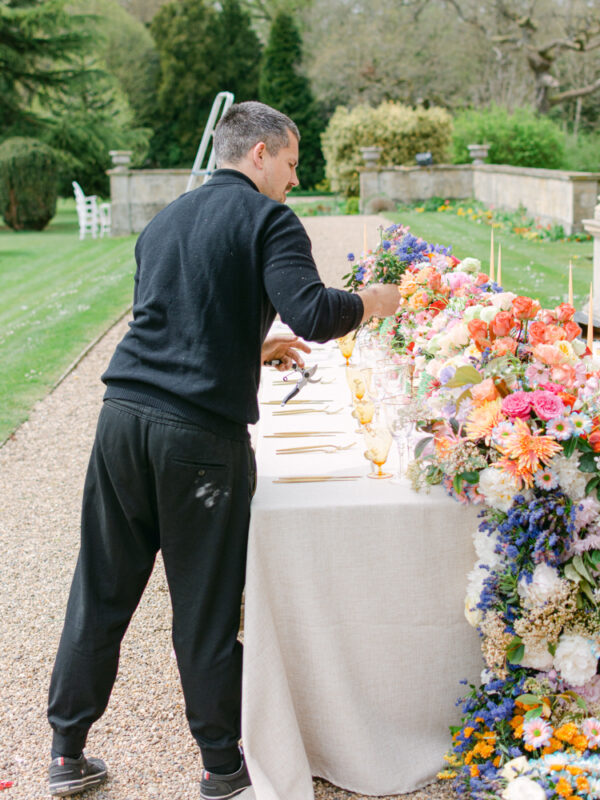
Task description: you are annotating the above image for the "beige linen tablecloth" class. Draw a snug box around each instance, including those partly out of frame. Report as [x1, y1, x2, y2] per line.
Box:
[240, 334, 483, 799]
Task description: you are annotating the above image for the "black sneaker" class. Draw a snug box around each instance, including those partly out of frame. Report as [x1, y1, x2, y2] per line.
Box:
[200, 756, 251, 799]
[48, 754, 108, 797]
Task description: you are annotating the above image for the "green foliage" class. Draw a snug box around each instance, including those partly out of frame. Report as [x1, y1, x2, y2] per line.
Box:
[321, 102, 453, 197]
[562, 131, 600, 173]
[0, 137, 60, 230]
[149, 0, 261, 166]
[0, 0, 90, 138]
[259, 11, 324, 189]
[70, 0, 160, 129]
[43, 61, 151, 197]
[452, 106, 565, 169]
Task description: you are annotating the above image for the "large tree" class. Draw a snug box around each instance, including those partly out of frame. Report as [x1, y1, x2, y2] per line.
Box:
[0, 0, 89, 137]
[149, 0, 261, 166]
[259, 10, 324, 188]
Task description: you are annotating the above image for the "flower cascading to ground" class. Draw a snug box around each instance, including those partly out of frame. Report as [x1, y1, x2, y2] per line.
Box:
[346, 225, 600, 798]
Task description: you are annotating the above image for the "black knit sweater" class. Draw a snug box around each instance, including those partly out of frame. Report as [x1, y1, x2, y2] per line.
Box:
[102, 170, 363, 437]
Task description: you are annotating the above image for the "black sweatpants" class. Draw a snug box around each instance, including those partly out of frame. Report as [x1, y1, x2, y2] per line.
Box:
[48, 399, 256, 769]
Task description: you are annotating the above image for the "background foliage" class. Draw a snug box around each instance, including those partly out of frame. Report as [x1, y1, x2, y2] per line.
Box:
[322, 102, 453, 196]
[259, 11, 324, 188]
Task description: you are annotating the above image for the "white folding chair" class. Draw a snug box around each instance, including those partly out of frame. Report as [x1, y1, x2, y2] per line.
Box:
[72, 181, 99, 240]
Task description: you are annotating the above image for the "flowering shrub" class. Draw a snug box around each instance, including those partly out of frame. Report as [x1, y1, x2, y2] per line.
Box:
[349, 225, 600, 798]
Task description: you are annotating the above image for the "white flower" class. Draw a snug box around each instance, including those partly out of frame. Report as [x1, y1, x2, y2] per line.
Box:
[572, 337, 586, 356]
[480, 305, 499, 324]
[502, 775, 546, 800]
[517, 563, 564, 609]
[478, 467, 522, 513]
[520, 639, 554, 671]
[490, 291, 517, 310]
[501, 756, 529, 782]
[458, 257, 481, 274]
[474, 527, 502, 567]
[548, 452, 589, 500]
[463, 304, 484, 321]
[554, 633, 598, 686]
[466, 561, 488, 604]
[464, 596, 482, 627]
[439, 321, 470, 354]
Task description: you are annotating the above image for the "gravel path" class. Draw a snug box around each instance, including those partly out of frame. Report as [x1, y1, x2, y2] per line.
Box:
[0, 215, 458, 800]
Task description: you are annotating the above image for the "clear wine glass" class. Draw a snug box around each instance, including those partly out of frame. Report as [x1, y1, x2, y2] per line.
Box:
[363, 423, 393, 479]
[382, 397, 418, 482]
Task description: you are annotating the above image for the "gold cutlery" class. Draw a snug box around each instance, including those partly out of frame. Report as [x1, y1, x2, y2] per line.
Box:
[273, 407, 343, 416]
[261, 399, 331, 405]
[276, 443, 356, 454]
[273, 475, 361, 483]
[265, 431, 345, 438]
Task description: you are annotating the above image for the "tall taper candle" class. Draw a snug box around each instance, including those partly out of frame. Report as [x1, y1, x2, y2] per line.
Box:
[489, 228, 495, 282]
[497, 243, 502, 287]
[587, 282, 594, 351]
[568, 261, 573, 306]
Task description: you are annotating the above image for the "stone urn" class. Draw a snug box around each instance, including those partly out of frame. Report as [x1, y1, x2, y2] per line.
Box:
[109, 150, 133, 170]
[467, 143, 490, 165]
[360, 146, 382, 169]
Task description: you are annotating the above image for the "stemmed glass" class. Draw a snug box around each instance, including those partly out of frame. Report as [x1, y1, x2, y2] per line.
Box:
[352, 395, 375, 431]
[382, 397, 419, 482]
[345, 366, 367, 403]
[363, 423, 393, 479]
[336, 331, 356, 365]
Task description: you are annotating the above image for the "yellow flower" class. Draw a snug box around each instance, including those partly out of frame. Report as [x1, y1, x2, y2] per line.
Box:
[576, 776, 590, 792]
[555, 777, 574, 797]
[465, 399, 505, 443]
[554, 722, 578, 743]
[437, 770, 457, 779]
[463, 726, 475, 739]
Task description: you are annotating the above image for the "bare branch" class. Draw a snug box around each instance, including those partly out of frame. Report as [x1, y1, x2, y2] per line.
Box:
[550, 77, 600, 106]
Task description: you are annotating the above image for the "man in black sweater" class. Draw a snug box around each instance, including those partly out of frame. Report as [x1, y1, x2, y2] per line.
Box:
[47, 101, 401, 799]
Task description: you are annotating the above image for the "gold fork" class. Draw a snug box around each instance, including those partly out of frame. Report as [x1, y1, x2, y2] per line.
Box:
[276, 442, 356, 454]
[273, 407, 343, 416]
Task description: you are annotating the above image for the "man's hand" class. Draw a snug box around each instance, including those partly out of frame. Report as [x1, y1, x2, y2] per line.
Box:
[261, 334, 311, 372]
[357, 284, 401, 322]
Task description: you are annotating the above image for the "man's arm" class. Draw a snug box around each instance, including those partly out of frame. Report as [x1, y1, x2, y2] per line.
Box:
[357, 283, 402, 322]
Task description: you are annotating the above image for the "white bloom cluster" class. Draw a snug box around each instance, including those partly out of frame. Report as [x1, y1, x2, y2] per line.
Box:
[465, 528, 505, 627]
[517, 563, 564, 609]
[502, 775, 546, 800]
[478, 467, 525, 513]
[548, 452, 589, 501]
[554, 633, 598, 686]
[457, 257, 480, 274]
[520, 640, 554, 671]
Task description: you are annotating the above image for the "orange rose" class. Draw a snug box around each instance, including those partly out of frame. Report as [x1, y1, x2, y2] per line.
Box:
[512, 295, 541, 320]
[528, 321, 548, 346]
[546, 324, 567, 343]
[428, 272, 443, 293]
[471, 378, 500, 406]
[563, 320, 582, 341]
[408, 290, 430, 310]
[555, 302, 575, 323]
[468, 319, 491, 351]
[492, 337, 518, 356]
[588, 430, 600, 452]
[489, 311, 514, 338]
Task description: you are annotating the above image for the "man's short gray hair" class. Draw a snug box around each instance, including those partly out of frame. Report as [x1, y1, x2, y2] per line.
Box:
[213, 101, 300, 166]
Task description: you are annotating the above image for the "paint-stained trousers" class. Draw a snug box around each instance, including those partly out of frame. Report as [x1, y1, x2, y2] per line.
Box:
[48, 399, 256, 769]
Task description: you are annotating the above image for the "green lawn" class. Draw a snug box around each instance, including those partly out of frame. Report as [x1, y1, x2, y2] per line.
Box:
[385, 209, 593, 309]
[0, 200, 136, 444]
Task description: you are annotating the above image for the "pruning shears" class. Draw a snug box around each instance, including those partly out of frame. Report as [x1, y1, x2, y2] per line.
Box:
[265, 361, 321, 405]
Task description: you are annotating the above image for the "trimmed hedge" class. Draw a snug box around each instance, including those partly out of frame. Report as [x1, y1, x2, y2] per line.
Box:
[452, 106, 565, 169]
[321, 102, 453, 197]
[0, 137, 60, 230]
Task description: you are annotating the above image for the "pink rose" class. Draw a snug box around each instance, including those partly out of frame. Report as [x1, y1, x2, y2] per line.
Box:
[538, 382, 563, 395]
[502, 391, 532, 419]
[531, 390, 565, 421]
[446, 272, 470, 291]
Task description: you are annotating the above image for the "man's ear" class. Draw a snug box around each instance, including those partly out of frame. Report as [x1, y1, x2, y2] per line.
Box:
[251, 141, 266, 169]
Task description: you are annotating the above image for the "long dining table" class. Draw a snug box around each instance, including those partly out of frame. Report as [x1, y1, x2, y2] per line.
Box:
[239, 327, 483, 800]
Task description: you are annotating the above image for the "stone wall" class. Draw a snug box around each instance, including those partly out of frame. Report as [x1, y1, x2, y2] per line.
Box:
[109, 163, 600, 237]
[360, 164, 600, 234]
[108, 168, 193, 236]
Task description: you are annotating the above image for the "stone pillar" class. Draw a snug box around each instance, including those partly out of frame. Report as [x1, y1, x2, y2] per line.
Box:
[583, 197, 600, 321]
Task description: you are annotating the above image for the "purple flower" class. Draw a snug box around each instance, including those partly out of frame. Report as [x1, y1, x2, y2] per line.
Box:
[347, 252, 355, 262]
